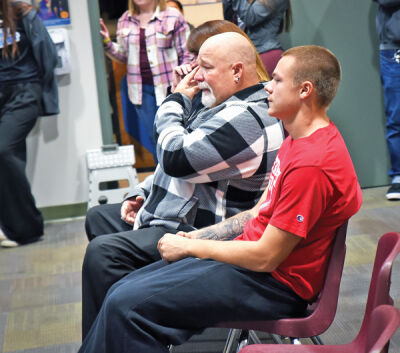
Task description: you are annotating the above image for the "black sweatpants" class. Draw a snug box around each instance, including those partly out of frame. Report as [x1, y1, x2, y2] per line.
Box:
[79, 257, 308, 353]
[0, 82, 43, 243]
[82, 203, 192, 338]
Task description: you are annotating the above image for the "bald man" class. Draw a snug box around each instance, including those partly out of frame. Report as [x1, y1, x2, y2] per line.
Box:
[178, 32, 259, 109]
[81, 32, 283, 339]
[78, 44, 362, 353]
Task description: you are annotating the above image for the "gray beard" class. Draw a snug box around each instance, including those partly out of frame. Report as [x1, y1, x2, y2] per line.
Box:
[198, 83, 217, 108]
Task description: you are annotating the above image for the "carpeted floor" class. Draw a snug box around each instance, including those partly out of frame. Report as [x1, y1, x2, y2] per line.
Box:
[0, 186, 399, 353]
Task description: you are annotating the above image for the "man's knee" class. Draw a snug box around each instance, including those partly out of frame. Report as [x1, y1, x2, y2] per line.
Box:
[85, 205, 106, 241]
[85, 203, 125, 241]
[83, 237, 111, 277]
[104, 282, 141, 322]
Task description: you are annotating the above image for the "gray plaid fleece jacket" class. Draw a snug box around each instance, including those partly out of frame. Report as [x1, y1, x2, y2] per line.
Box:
[129, 83, 284, 231]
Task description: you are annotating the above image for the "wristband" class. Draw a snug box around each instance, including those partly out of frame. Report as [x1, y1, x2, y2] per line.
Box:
[103, 37, 111, 44]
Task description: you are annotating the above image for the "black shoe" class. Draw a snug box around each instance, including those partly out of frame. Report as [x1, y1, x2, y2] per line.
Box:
[386, 183, 400, 201]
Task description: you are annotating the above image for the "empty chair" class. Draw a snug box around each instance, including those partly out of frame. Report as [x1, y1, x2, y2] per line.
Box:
[239, 231, 400, 353]
[238, 305, 400, 353]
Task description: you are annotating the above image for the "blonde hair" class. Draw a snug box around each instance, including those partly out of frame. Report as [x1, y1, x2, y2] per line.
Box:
[187, 20, 269, 82]
[129, 0, 166, 15]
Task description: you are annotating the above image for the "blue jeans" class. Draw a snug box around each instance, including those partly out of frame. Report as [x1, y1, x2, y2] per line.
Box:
[120, 79, 158, 163]
[78, 257, 307, 353]
[380, 49, 400, 178]
[134, 84, 159, 163]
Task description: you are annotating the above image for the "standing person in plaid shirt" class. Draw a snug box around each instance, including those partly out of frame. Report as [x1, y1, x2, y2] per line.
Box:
[100, 0, 192, 161]
[81, 32, 284, 340]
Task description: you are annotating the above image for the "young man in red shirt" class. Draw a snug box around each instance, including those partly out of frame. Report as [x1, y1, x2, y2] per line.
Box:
[78, 42, 362, 353]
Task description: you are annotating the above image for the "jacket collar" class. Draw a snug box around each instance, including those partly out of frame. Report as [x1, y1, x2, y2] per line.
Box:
[128, 6, 161, 22]
[232, 82, 268, 102]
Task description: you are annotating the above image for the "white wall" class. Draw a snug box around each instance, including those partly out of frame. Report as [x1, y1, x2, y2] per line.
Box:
[26, 0, 103, 208]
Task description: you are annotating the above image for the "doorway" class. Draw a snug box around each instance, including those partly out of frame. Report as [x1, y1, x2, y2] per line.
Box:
[98, 0, 156, 170]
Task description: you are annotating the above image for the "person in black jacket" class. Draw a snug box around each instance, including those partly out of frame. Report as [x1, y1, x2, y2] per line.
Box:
[0, 0, 59, 247]
[375, 0, 400, 200]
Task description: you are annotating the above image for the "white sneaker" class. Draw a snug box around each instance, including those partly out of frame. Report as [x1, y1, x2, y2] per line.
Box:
[386, 183, 400, 201]
[1, 239, 19, 248]
[0, 228, 7, 241]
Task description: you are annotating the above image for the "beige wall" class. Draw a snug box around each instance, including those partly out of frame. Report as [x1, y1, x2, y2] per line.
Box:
[183, 2, 223, 27]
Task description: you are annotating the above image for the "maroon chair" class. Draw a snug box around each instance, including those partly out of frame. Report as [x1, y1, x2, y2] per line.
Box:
[238, 305, 400, 353]
[238, 230, 400, 353]
[351, 231, 400, 353]
[215, 222, 349, 352]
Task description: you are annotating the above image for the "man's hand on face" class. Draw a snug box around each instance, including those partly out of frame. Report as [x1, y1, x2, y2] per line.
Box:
[120, 196, 144, 225]
[174, 66, 200, 100]
[171, 61, 198, 92]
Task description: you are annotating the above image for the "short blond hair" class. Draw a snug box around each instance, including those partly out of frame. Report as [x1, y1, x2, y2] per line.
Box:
[129, 0, 166, 15]
[283, 45, 341, 107]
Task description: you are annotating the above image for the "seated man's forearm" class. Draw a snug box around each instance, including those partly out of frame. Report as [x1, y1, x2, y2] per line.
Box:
[192, 210, 254, 240]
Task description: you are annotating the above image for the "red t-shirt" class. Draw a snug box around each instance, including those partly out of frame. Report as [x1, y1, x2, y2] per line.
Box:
[235, 122, 362, 300]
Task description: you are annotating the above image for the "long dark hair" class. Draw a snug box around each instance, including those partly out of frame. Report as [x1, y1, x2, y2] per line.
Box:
[0, 0, 33, 58]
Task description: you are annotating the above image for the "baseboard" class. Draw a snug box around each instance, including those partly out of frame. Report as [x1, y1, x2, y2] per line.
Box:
[40, 202, 88, 222]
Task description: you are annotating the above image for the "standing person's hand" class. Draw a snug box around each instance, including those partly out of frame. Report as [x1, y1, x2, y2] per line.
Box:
[99, 18, 110, 41]
[120, 196, 144, 225]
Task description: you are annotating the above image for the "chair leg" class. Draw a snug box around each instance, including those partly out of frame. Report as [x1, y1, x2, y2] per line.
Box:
[222, 329, 242, 353]
[311, 336, 324, 345]
[248, 330, 262, 344]
[236, 330, 250, 353]
[271, 334, 284, 344]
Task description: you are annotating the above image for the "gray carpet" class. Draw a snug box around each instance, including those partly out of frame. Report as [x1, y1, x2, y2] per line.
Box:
[0, 186, 399, 352]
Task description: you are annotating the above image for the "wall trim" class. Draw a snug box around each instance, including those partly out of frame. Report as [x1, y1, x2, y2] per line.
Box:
[41, 203, 87, 222]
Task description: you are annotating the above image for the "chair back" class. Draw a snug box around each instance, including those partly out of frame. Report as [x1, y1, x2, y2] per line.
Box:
[355, 232, 400, 353]
[237, 305, 400, 353]
[216, 221, 348, 338]
[365, 305, 400, 353]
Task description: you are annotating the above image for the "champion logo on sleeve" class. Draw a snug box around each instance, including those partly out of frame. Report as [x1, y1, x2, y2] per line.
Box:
[296, 214, 304, 223]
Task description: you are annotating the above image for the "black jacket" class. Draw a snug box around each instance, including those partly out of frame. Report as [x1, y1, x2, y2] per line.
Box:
[375, 0, 400, 47]
[22, 8, 59, 116]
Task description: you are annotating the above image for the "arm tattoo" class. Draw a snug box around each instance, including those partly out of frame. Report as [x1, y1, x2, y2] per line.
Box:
[196, 211, 253, 241]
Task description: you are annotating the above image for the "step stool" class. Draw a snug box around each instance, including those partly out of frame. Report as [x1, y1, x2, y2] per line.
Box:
[86, 144, 139, 209]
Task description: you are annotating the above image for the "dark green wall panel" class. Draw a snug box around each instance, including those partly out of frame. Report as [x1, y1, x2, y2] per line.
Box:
[280, 0, 389, 187]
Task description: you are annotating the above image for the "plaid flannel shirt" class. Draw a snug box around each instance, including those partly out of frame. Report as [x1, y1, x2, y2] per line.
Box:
[128, 83, 284, 230]
[104, 7, 192, 105]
